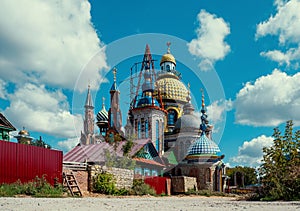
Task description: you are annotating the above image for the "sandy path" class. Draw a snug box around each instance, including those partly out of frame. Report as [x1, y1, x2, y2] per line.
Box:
[0, 196, 299, 211]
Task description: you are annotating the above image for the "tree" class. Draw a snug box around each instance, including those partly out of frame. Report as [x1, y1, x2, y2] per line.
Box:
[226, 166, 258, 187]
[31, 136, 51, 149]
[258, 120, 300, 200]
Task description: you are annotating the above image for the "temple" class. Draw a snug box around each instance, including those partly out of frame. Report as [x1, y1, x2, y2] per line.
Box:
[65, 43, 227, 192]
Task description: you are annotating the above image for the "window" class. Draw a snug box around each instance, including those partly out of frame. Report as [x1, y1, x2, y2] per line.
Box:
[156, 120, 159, 152]
[167, 109, 177, 126]
[141, 118, 145, 138]
[138, 121, 141, 139]
[135, 167, 142, 175]
[145, 120, 149, 138]
[166, 64, 170, 71]
[144, 168, 150, 176]
[152, 170, 158, 176]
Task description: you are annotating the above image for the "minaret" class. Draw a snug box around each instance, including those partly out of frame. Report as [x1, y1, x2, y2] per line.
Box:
[81, 85, 95, 145]
[108, 67, 122, 133]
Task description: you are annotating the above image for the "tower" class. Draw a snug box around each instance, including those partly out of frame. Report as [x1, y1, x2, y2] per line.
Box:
[108, 68, 123, 133]
[126, 44, 167, 156]
[80, 85, 95, 145]
[154, 43, 189, 133]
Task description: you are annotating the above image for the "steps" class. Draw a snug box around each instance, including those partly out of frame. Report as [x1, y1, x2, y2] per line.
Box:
[63, 172, 82, 197]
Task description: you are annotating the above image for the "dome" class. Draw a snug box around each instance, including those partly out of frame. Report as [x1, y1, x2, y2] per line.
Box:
[19, 129, 29, 136]
[96, 107, 108, 122]
[187, 134, 220, 155]
[174, 114, 200, 133]
[154, 75, 188, 103]
[160, 53, 176, 65]
[136, 96, 160, 108]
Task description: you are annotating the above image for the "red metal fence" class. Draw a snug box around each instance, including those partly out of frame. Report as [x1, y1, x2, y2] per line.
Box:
[0, 140, 63, 186]
[144, 176, 171, 195]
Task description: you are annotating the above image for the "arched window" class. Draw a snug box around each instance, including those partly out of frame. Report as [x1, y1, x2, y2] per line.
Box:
[138, 121, 141, 139]
[166, 64, 170, 71]
[167, 109, 177, 126]
[141, 118, 145, 138]
[145, 120, 149, 138]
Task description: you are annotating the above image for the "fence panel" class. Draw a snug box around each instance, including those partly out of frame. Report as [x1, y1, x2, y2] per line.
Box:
[0, 140, 62, 186]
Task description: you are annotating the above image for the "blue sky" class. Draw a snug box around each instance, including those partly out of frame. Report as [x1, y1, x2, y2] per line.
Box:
[1, 0, 300, 167]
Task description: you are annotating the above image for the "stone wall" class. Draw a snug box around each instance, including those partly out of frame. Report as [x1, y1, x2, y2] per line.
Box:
[171, 176, 197, 193]
[174, 163, 216, 191]
[88, 165, 134, 191]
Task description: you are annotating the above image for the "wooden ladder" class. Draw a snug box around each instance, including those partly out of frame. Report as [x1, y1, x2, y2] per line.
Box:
[63, 172, 82, 197]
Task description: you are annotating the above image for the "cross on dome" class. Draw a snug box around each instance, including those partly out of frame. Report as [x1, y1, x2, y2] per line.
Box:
[166, 42, 171, 53]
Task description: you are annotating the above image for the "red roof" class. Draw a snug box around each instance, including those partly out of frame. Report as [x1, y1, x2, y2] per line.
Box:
[133, 157, 165, 167]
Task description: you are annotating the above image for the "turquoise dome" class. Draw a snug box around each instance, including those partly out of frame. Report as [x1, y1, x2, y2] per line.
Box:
[187, 134, 220, 155]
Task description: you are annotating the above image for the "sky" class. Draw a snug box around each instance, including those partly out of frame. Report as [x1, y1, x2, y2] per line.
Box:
[1, 0, 300, 168]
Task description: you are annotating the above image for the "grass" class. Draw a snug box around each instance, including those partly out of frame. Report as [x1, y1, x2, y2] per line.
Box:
[0, 176, 63, 197]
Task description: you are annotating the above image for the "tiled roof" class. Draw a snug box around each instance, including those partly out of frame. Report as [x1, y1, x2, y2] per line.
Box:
[187, 134, 220, 156]
[64, 139, 153, 163]
[133, 157, 165, 167]
[0, 113, 16, 131]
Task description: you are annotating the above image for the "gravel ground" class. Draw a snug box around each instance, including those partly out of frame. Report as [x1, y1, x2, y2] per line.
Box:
[0, 196, 299, 211]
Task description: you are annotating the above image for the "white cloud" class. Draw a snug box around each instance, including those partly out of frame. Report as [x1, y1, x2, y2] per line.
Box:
[256, 0, 300, 67]
[206, 99, 233, 124]
[4, 83, 83, 138]
[0, 0, 108, 91]
[231, 135, 274, 167]
[235, 69, 300, 126]
[188, 10, 230, 71]
[0, 79, 7, 99]
[57, 137, 80, 153]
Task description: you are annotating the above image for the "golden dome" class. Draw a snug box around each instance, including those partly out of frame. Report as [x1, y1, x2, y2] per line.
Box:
[19, 129, 29, 136]
[160, 53, 176, 65]
[154, 75, 188, 103]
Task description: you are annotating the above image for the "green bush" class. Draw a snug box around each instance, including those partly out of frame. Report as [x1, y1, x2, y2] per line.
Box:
[130, 179, 156, 196]
[0, 176, 63, 197]
[93, 172, 117, 195]
[115, 187, 129, 196]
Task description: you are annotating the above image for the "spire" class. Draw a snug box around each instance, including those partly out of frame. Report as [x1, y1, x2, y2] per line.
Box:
[201, 88, 206, 112]
[113, 67, 117, 82]
[166, 42, 171, 54]
[110, 67, 118, 91]
[85, 84, 93, 108]
[183, 83, 194, 115]
[145, 44, 151, 56]
[200, 88, 208, 134]
[102, 97, 106, 110]
[187, 83, 191, 103]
